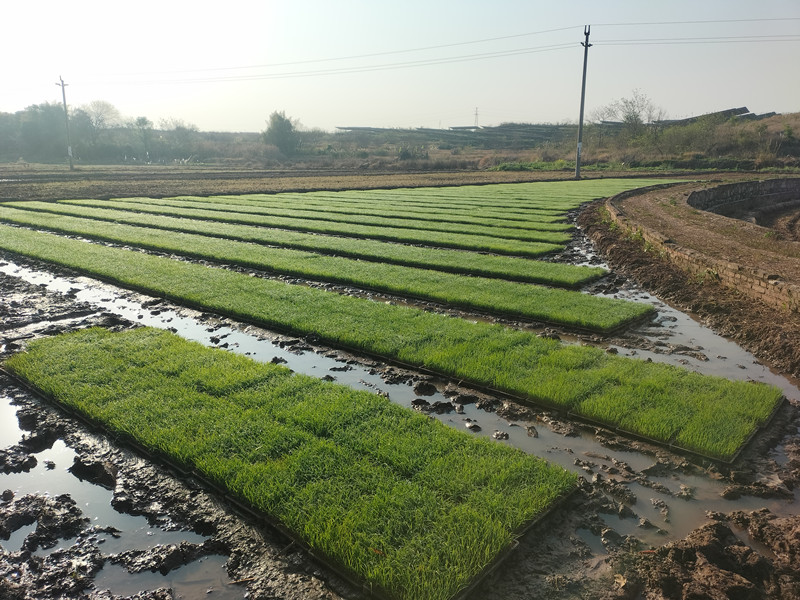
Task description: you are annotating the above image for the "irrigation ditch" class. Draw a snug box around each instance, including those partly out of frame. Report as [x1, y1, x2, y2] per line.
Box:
[1, 183, 800, 599]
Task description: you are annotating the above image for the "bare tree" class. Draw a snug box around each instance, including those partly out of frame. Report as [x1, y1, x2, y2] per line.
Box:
[591, 90, 666, 138]
[85, 100, 121, 129]
[591, 90, 666, 125]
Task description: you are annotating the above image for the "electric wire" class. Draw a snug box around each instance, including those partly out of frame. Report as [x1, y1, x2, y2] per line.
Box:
[74, 18, 800, 86]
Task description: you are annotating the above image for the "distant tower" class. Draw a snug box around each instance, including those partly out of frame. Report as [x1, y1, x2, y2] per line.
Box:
[474, 107, 479, 128]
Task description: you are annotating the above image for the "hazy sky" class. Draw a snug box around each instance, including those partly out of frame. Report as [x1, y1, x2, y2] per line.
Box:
[4, 0, 799, 132]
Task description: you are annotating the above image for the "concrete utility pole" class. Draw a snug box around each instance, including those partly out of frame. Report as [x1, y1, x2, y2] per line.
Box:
[574, 25, 591, 180]
[56, 76, 74, 170]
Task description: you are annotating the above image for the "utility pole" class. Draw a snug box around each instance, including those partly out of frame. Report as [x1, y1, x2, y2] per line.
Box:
[56, 76, 74, 170]
[474, 107, 479, 128]
[574, 25, 591, 180]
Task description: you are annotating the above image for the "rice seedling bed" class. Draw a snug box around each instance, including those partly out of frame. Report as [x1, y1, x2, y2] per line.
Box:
[4, 326, 579, 600]
[114, 195, 576, 232]
[1, 202, 590, 283]
[272, 180, 670, 212]
[0, 223, 782, 461]
[213, 193, 572, 222]
[57, 199, 563, 256]
[264, 193, 571, 220]
[0, 213, 636, 328]
[62, 198, 572, 245]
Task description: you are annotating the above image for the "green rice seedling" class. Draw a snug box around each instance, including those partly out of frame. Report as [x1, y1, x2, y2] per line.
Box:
[0, 217, 645, 330]
[671, 376, 782, 460]
[118, 195, 577, 233]
[4, 327, 577, 600]
[0, 223, 782, 461]
[64, 198, 573, 245]
[2, 202, 585, 280]
[247, 179, 671, 215]
[55, 199, 565, 257]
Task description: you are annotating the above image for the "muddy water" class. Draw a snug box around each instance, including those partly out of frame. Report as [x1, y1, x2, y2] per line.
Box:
[0, 389, 242, 598]
[1, 255, 799, 595]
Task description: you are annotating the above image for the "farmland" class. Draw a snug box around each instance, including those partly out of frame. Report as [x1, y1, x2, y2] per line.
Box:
[0, 179, 783, 458]
[0, 174, 792, 600]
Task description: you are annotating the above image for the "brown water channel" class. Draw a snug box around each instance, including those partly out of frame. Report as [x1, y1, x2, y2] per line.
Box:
[1, 252, 798, 598]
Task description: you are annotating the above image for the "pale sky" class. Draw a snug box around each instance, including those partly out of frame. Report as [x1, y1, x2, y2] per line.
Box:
[4, 0, 799, 132]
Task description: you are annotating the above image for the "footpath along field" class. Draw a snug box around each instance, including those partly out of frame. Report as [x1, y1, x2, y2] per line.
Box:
[0, 179, 784, 600]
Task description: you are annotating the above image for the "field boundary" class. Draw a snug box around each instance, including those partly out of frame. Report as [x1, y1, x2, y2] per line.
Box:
[604, 181, 800, 313]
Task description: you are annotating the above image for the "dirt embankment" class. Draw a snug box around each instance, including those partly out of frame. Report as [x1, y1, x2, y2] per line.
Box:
[579, 185, 800, 380]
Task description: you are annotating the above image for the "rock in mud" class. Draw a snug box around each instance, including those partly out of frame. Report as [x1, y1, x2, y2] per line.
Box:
[464, 420, 481, 432]
[0, 447, 37, 474]
[0, 493, 89, 552]
[411, 398, 430, 411]
[495, 400, 538, 422]
[452, 392, 479, 405]
[430, 400, 455, 414]
[68, 456, 118, 489]
[412, 380, 437, 396]
[540, 415, 579, 437]
[110, 538, 228, 575]
[475, 397, 499, 412]
[411, 398, 453, 415]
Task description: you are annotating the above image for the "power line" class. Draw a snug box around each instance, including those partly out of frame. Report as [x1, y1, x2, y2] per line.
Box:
[102, 16, 800, 80]
[83, 42, 577, 85]
[101, 25, 582, 78]
[75, 20, 800, 86]
[594, 17, 800, 27]
[597, 34, 800, 45]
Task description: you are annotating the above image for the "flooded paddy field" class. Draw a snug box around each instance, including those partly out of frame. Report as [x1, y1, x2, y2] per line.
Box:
[1, 216, 799, 599]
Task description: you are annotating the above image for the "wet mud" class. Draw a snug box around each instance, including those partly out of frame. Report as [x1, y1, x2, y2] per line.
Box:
[2, 204, 800, 599]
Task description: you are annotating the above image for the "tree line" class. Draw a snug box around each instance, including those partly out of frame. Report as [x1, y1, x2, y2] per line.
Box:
[1, 96, 797, 170]
[0, 101, 266, 164]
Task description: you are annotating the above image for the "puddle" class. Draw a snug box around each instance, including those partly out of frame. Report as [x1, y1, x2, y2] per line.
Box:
[575, 528, 606, 556]
[0, 437, 204, 549]
[93, 554, 238, 599]
[1, 522, 36, 553]
[0, 396, 23, 442]
[611, 291, 800, 402]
